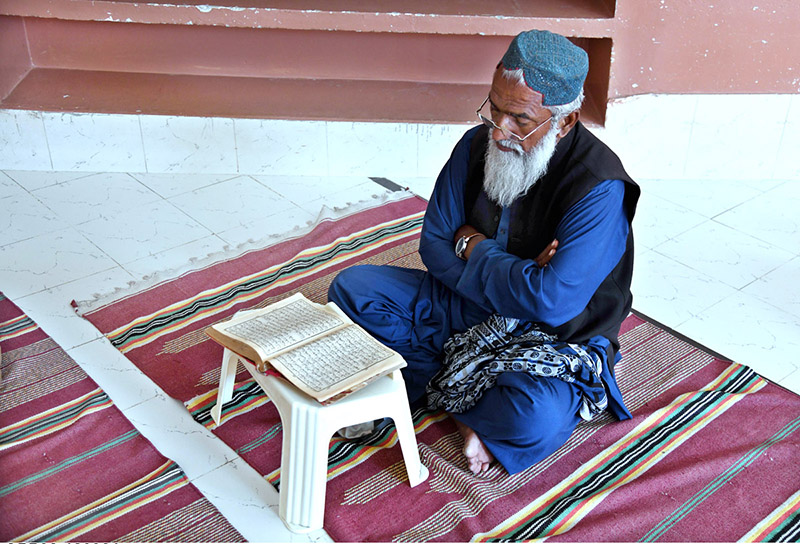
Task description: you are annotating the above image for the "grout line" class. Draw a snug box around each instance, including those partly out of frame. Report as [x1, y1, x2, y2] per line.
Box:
[324, 120, 330, 177]
[138, 115, 149, 173]
[678, 96, 699, 179]
[770, 102, 793, 180]
[39, 112, 55, 170]
[232, 118, 241, 174]
[416, 123, 421, 178]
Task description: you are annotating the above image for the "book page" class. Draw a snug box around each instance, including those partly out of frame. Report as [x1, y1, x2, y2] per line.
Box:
[220, 296, 345, 357]
[271, 325, 396, 393]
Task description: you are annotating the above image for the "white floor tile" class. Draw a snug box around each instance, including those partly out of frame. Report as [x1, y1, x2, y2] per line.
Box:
[0, 191, 69, 246]
[775, 123, 800, 180]
[295, 181, 391, 216]
[122, 234, 231, 282]
[714, 181, 800, 254]
[3, 170, 95, 191]
[391, 177, 435, 200]
[169, 176, 294, 233]
[686, 95, 791, 182]
[32, 172, 162, 225]
[742, 256, 800, 320]
[632, 192, 707, 249]
[235, 119, 328, 176]
[0, 171, 26, 199]
[217, 205, 316, 248]
[636, 178, 762, 218]
[190, 458, 332, 543]
[655, 220, 796, 289]
[603, 95, 698, 181]
[0, 229, 118, 298]
[685, 119, 784, 181]
[140, 116, 237, 174]
[0, 110, 52, 170]
[611, 118, 694, 182]
[75, 200, 213, 264]
[675, 291, 800, 384]
[122, 394, 240, 480]
[417, 124, 468, 178]
[631, 249, 738, 329]
[778, 369, 800, 396]
[67, 338, 165, 410]
[42, 112, 147, 172]
[252, 175, 371, 207]
[326, 122, 417, 178]
[14, 266, 135, 350]
[129, 172, 240, 199]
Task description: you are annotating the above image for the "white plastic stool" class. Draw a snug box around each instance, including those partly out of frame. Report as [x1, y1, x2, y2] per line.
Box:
[211, 348, 429, 533]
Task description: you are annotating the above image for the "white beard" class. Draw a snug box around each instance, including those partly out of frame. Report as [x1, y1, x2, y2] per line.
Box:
[483, 123, 560, 208]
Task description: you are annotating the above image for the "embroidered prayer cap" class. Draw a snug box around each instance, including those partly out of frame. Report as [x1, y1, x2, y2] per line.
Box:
[500, 30, 589, 106]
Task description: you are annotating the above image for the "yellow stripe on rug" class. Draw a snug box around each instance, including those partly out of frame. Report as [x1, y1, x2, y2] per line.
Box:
[474, 366, 767, 541]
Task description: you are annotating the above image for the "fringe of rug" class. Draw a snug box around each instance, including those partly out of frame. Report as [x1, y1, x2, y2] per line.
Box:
[73, 189, 418, 315]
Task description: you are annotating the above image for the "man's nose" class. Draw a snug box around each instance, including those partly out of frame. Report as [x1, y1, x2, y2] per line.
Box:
[491, 114, 518, 140]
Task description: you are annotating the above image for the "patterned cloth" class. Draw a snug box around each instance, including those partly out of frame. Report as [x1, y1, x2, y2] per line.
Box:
[426, 314, 608, 420]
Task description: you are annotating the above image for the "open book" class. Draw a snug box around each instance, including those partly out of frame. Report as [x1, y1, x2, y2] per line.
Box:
[205, 293, 406, 404]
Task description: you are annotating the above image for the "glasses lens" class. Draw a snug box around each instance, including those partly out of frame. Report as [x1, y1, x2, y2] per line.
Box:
[478, 101, 524, 141]
[478, 113, 493, 128]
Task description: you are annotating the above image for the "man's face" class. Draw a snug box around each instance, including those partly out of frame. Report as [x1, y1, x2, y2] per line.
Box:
[487, 67, 555, 154]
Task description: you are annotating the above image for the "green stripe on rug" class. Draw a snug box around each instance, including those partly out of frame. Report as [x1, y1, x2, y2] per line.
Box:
[642, 414, 800, 541]
[237, 422, 282, 455]
[0, 390, 111, 446]
[0, 429, 139, 498]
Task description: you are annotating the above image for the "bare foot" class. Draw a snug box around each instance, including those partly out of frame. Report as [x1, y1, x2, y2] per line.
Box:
[453, 418, 495, 475]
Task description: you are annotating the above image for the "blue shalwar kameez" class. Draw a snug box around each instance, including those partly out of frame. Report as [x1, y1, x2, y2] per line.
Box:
[328, 126, 633, 474]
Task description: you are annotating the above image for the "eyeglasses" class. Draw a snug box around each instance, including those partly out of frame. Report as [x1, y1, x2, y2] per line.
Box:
[476, 95, 552, 142]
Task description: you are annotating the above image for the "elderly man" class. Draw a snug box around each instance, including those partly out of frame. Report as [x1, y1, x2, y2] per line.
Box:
[329, 30, 640, 475]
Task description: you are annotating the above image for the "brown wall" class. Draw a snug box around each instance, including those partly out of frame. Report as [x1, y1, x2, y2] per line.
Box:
[610, 0, 800, 98]
[0, 15, 31, 99]
[1, 0, 798, 123]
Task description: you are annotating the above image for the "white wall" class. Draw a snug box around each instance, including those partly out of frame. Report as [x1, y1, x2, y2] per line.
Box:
[2, 94, 798, 184]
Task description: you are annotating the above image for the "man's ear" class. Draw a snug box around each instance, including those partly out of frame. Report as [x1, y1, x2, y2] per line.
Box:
[556, 110, 580, 139]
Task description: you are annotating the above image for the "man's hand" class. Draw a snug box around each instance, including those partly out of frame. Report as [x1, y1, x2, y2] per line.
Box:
[535, 239, 558, 268]
[455, 226, 556, 265]
[454, 225, 487, 261]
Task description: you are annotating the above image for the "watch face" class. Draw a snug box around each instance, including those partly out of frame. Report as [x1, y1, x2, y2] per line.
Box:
[455, 236, 467, 257]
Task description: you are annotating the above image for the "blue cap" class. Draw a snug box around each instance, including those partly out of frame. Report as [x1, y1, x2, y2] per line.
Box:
[500, 30, 588, 106]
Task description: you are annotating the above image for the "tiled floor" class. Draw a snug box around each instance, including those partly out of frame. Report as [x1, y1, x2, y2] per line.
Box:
[2, 160, 800, 541]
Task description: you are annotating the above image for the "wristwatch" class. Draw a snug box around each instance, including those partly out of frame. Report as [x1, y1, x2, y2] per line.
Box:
[455, 233, 482, 260]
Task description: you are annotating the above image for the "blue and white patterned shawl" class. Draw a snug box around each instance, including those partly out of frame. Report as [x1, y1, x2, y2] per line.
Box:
[426, 314, 608, 421]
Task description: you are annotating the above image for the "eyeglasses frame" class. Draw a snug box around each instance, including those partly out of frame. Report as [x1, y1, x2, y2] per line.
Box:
[476, 95, 553, 142]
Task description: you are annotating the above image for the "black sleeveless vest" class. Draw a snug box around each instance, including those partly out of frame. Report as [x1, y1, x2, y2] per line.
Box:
[465, 122, 640, 367]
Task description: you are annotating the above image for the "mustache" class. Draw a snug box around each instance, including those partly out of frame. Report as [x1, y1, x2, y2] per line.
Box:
[492, 139, 525, 154]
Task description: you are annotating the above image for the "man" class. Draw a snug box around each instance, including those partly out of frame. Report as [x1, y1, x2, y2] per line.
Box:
[329, 30, 640, 475]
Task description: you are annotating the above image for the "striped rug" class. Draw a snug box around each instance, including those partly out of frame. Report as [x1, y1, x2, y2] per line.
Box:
[0, 294, 243, 542]
[78, 192, 800, 542]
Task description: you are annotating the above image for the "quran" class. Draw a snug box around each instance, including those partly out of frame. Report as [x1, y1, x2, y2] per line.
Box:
[205, 293, 406, 404]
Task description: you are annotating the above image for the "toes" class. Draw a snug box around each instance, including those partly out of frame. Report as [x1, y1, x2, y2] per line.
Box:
[468, 458, 482, 474]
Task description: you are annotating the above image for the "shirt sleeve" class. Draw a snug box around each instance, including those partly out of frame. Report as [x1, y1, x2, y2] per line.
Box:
[455, 178, 630, 327]
[417, 126, 480, 292]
